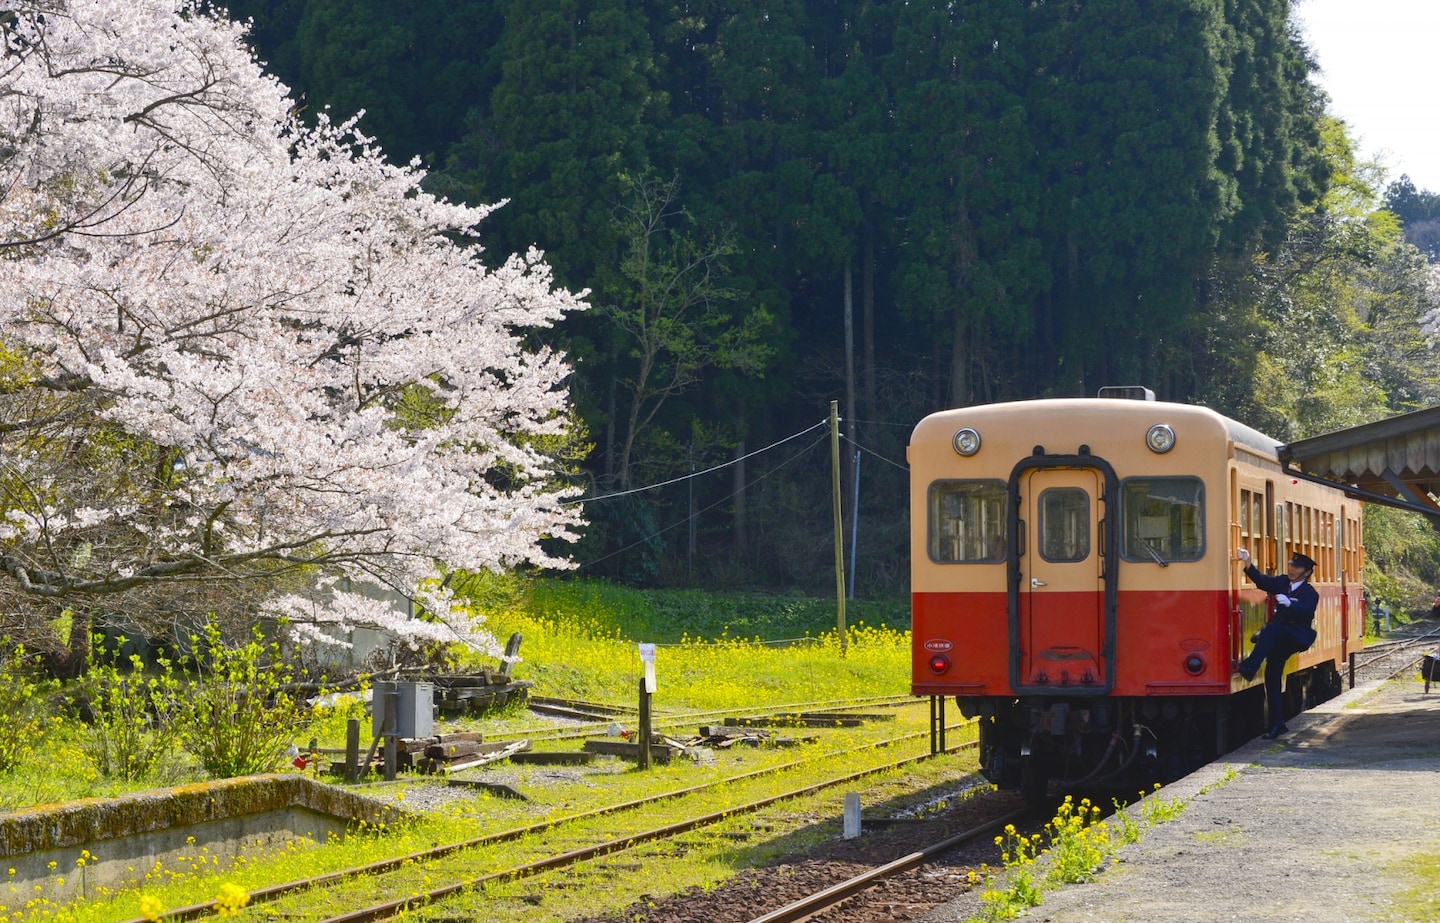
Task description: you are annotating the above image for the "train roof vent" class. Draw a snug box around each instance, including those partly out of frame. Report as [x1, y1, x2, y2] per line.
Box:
[1096, 386, 1156, 401]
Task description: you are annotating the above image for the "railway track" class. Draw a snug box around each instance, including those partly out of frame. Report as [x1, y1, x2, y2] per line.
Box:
[489, 693, 917, 744]
[124, 717, 976, 923]
[1350, 625, 1440, 683]
[307, 744, 982, 923]
[739, 807, 1028, 923]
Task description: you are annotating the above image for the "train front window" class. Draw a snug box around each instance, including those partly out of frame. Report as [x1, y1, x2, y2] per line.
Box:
[1039, 487, 1089, 562]
[928, 479, 1007, 563]
[1120, 477, 1205, 563]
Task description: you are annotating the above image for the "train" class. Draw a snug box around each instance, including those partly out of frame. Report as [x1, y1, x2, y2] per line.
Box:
[909, 388, 1365, 800]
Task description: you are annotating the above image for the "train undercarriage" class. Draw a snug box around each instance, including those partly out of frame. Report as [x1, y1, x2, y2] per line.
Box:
[954, 660, 1344, 803]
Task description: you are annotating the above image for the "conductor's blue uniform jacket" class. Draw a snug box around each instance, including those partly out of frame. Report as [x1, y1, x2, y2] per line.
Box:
[1242, 564, 1319, 649]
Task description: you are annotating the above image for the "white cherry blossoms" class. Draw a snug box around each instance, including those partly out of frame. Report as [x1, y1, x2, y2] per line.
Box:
[0, 0, 586, 655]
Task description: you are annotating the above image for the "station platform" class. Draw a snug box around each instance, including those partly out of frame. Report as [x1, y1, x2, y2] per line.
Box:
[921, 673, 1440, 923]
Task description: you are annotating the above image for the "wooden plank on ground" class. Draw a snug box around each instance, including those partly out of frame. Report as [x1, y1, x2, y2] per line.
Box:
[443, 778, 527, 800]
[509, 751, 596, 766]
[698, 725, 771, 739]
[442, 739, 531, 773]
[582, 739, 678, 762]
[723, 715, 865, 728]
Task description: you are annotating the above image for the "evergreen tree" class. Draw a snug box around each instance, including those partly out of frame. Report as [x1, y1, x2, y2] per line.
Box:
[887, 0, 1045, 406]
[481, 0, 661, 286]
[1384, 174, 1440, 260]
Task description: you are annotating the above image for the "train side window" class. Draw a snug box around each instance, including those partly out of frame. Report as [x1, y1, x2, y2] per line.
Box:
[1038, 488, 1090, 562]
[1120, 477, 1205, 563]
[927, 479, 1007, 563]
[1263, 485, 1275, 571]
[1326, 513, 1336, 581]
[1240, 488, 1255, 559]
[1254, 493, 1267, 569]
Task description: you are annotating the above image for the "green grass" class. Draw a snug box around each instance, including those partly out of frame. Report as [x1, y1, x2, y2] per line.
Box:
[0, 578, 912, 809]
[458, 575, 912, 712]
[1393, 851, 1440, 922]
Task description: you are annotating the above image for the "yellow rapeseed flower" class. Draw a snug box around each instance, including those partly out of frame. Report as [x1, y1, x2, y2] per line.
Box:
[138, 894, 163, 922]
[214, 882, 249, 917]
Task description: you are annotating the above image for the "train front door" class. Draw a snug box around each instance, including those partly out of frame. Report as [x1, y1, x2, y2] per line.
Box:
[1014, 466, 1109, 691]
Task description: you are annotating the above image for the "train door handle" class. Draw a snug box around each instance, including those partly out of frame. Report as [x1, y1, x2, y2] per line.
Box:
[1031, 577, 1047, 587]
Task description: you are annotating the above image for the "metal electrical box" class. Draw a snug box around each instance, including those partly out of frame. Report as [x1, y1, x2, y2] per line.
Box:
[372, 681, 434, 739]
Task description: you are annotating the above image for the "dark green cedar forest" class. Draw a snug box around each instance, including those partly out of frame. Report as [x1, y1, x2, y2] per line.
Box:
[221, 0, 1440, 597]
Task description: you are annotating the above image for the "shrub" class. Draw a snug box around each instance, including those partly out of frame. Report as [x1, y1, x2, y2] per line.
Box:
[0, 644, 56, 772]
[174, 625, 303, 778]
[79, 641, 182, 781]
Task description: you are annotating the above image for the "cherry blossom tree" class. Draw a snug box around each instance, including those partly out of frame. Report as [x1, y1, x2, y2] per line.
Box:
[1426, 263, 1440, 345]
[0, 0, 585, 663]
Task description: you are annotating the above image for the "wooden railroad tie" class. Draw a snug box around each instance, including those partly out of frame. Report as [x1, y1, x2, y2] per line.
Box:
[724, 714, 867, 728]
[332, 733, 534, 777]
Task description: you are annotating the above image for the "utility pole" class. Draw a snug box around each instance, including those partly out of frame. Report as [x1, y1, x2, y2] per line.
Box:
[831, 400, 847, 656]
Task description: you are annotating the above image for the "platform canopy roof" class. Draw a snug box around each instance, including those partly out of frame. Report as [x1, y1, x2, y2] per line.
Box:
[1279, 405, 1440, 526]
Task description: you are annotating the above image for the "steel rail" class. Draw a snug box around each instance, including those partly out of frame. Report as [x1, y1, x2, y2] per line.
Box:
[129, 725, 976, 923]
[744, 808, 1030, 923]
[1351, 625, 1440, 675]
[487, 693, 918, 744]
[311, 740, 985, 923]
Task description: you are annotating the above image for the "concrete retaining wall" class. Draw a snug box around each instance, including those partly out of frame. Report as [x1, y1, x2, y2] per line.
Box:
[0, 775, 401, 908]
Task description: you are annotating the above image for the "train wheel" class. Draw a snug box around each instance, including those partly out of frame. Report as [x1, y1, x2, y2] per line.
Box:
[1229, 685, 1266, 747]
[1307, 663, 1342, 706]
[1020, 761, 1050, 807]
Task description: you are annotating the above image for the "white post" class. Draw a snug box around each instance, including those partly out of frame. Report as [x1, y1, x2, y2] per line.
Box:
[843, 792, 862, 839]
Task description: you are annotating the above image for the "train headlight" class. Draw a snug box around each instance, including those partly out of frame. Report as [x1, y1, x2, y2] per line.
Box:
[1145, 423, 1176, 454]
[928, 653, 951, 675]
[952, 428, 981, 456]
[1183, 654, 1205, 676]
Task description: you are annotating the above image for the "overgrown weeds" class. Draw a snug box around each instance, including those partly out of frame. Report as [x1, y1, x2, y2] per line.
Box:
[968, 790, 1188, 922]
[173, 624, 306, 779]
[77, 640, 181, 781]
[0, 645, 55, 773]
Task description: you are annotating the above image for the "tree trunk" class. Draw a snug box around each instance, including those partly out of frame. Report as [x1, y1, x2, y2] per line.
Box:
[948, 308, 969, 408]
[604, 376, 617, 488]
[732, 423, 747, 554]
[844, 257, 856, 445]
[862, 206, 876, 426]
[43, 608, 92, 680]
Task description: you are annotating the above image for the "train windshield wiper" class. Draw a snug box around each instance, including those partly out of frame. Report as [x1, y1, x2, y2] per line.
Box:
[1141, 540, 1170, 568]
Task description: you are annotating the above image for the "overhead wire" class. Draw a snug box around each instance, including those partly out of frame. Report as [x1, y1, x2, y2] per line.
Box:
[574, 432, 830, 571]
[567, 417, 910, 572]
[566, 419, 829, 506]
[840, 434, 909, 472]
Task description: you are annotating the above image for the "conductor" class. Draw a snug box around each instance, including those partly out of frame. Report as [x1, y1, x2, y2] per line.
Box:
[1235, 549, 1320, 739]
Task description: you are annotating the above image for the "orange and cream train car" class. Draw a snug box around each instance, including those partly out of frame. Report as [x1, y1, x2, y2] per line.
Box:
[909, 390, 1364, 799]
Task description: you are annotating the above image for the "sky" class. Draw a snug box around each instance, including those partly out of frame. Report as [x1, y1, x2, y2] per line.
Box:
[1296, 0, 1440, 193]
